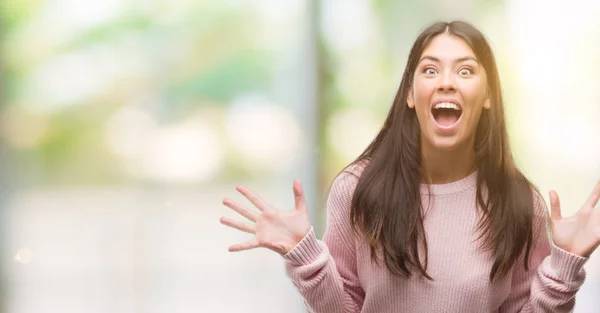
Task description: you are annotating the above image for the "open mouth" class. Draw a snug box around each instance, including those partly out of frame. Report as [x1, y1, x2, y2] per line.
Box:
[432, 102, 462, 128]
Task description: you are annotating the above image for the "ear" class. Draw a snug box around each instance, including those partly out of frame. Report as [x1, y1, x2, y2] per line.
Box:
[483, 97, 491, 109]
[483, 87, 491, 109]
[407, 87, 415, 109]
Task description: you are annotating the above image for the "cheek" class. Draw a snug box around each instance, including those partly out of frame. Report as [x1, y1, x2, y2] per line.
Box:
[412, 81, 437, 107]
[460, 80, 488, 105]
[461, 88, 487, 128]
[413, 91, 431, 119]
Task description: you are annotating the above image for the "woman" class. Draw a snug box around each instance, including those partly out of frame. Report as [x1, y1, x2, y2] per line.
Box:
[219, 21, 599, 312]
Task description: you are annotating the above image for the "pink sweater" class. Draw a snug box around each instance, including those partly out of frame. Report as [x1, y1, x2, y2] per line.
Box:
[283, 164, 588, 313]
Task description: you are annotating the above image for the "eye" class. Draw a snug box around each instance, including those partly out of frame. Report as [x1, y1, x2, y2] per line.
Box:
[423, 67, 438, 75]
[458, 68, 473, 76]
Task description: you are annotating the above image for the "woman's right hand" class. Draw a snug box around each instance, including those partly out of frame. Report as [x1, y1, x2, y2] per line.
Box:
[220, 179, 312, 255]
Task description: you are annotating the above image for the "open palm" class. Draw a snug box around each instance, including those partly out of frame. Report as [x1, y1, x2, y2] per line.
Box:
[220, 180, 312, 255]
[549, 181, 600, 258]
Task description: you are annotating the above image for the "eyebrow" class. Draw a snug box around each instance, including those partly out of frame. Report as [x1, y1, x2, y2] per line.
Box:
[418, 55, 478, 64]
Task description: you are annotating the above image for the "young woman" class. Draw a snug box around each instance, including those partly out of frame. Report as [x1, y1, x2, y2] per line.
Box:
[220, 21, 600, 312]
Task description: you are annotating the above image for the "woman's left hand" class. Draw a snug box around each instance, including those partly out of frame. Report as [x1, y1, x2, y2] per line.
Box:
[549, 181, 600, 258]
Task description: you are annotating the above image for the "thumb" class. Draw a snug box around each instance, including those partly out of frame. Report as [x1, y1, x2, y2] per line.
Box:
[293, 180, 307, 213]
[549, 190, 562, 220]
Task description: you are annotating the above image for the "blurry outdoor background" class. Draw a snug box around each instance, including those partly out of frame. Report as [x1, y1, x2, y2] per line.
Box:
[1, 0, 599, 312]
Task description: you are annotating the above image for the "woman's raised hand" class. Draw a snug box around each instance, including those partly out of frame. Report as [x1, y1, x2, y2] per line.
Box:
[220, 180, 312, 255]
[549, 180, 600, 258]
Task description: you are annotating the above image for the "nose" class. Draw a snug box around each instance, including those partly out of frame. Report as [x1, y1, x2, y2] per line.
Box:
[437, 72, 456, 92]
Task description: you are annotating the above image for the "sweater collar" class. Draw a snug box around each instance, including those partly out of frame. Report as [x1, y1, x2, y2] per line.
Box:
[420, 170, 478, 195]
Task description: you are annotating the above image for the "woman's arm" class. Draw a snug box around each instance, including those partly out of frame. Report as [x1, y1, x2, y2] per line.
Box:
[499, 192, 588, 313]
[283, 171, 365, 313]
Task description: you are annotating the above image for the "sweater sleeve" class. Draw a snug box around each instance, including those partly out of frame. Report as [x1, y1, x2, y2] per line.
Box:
[282, 170, 365, 313]
[498, 193, 588, 313]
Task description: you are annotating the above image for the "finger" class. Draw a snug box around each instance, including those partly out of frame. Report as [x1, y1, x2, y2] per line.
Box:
[584, 180, 600, 209]
[228, 238, 260, 252]
[293, 180, 307, 213]
[220, 217, 256, 234]
[236, 185, 269, 212]
[549, 190, 562, 220]
[223, 198, 259, 222]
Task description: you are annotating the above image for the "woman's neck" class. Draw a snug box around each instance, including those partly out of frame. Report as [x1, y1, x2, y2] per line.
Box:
[420, 141, 476, 185]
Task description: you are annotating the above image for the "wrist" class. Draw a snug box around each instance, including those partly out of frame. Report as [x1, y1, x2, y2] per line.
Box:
[284, 230, 310, 254]
[282, 227, 322, 264]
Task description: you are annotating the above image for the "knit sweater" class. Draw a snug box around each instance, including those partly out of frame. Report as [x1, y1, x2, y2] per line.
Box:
[283, 163, 588, 313]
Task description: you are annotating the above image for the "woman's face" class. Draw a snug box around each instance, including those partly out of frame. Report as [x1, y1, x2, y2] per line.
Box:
[407, 33, 490, 152]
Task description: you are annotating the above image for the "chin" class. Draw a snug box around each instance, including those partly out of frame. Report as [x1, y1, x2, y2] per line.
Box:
[427, 135, 464, 151]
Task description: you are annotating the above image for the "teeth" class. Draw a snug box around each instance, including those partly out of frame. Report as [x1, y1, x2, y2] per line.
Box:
[434, 102, 461, 110]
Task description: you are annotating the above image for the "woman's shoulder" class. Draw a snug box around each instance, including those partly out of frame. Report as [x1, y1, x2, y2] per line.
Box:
[530, 188, 551, 236]
[341, 158, 370, 179]
[529, 187, 549, 219]
[327, 159, 371, 203]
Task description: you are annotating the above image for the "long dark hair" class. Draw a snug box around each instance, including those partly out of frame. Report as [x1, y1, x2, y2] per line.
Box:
[347, 21, 538, 282]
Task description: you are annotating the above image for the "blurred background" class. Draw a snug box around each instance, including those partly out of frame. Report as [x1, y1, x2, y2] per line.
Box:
[1, 0, 599, 312]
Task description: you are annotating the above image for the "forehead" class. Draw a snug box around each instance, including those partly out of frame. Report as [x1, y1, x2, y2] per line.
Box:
[420, 33, 476, 61]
